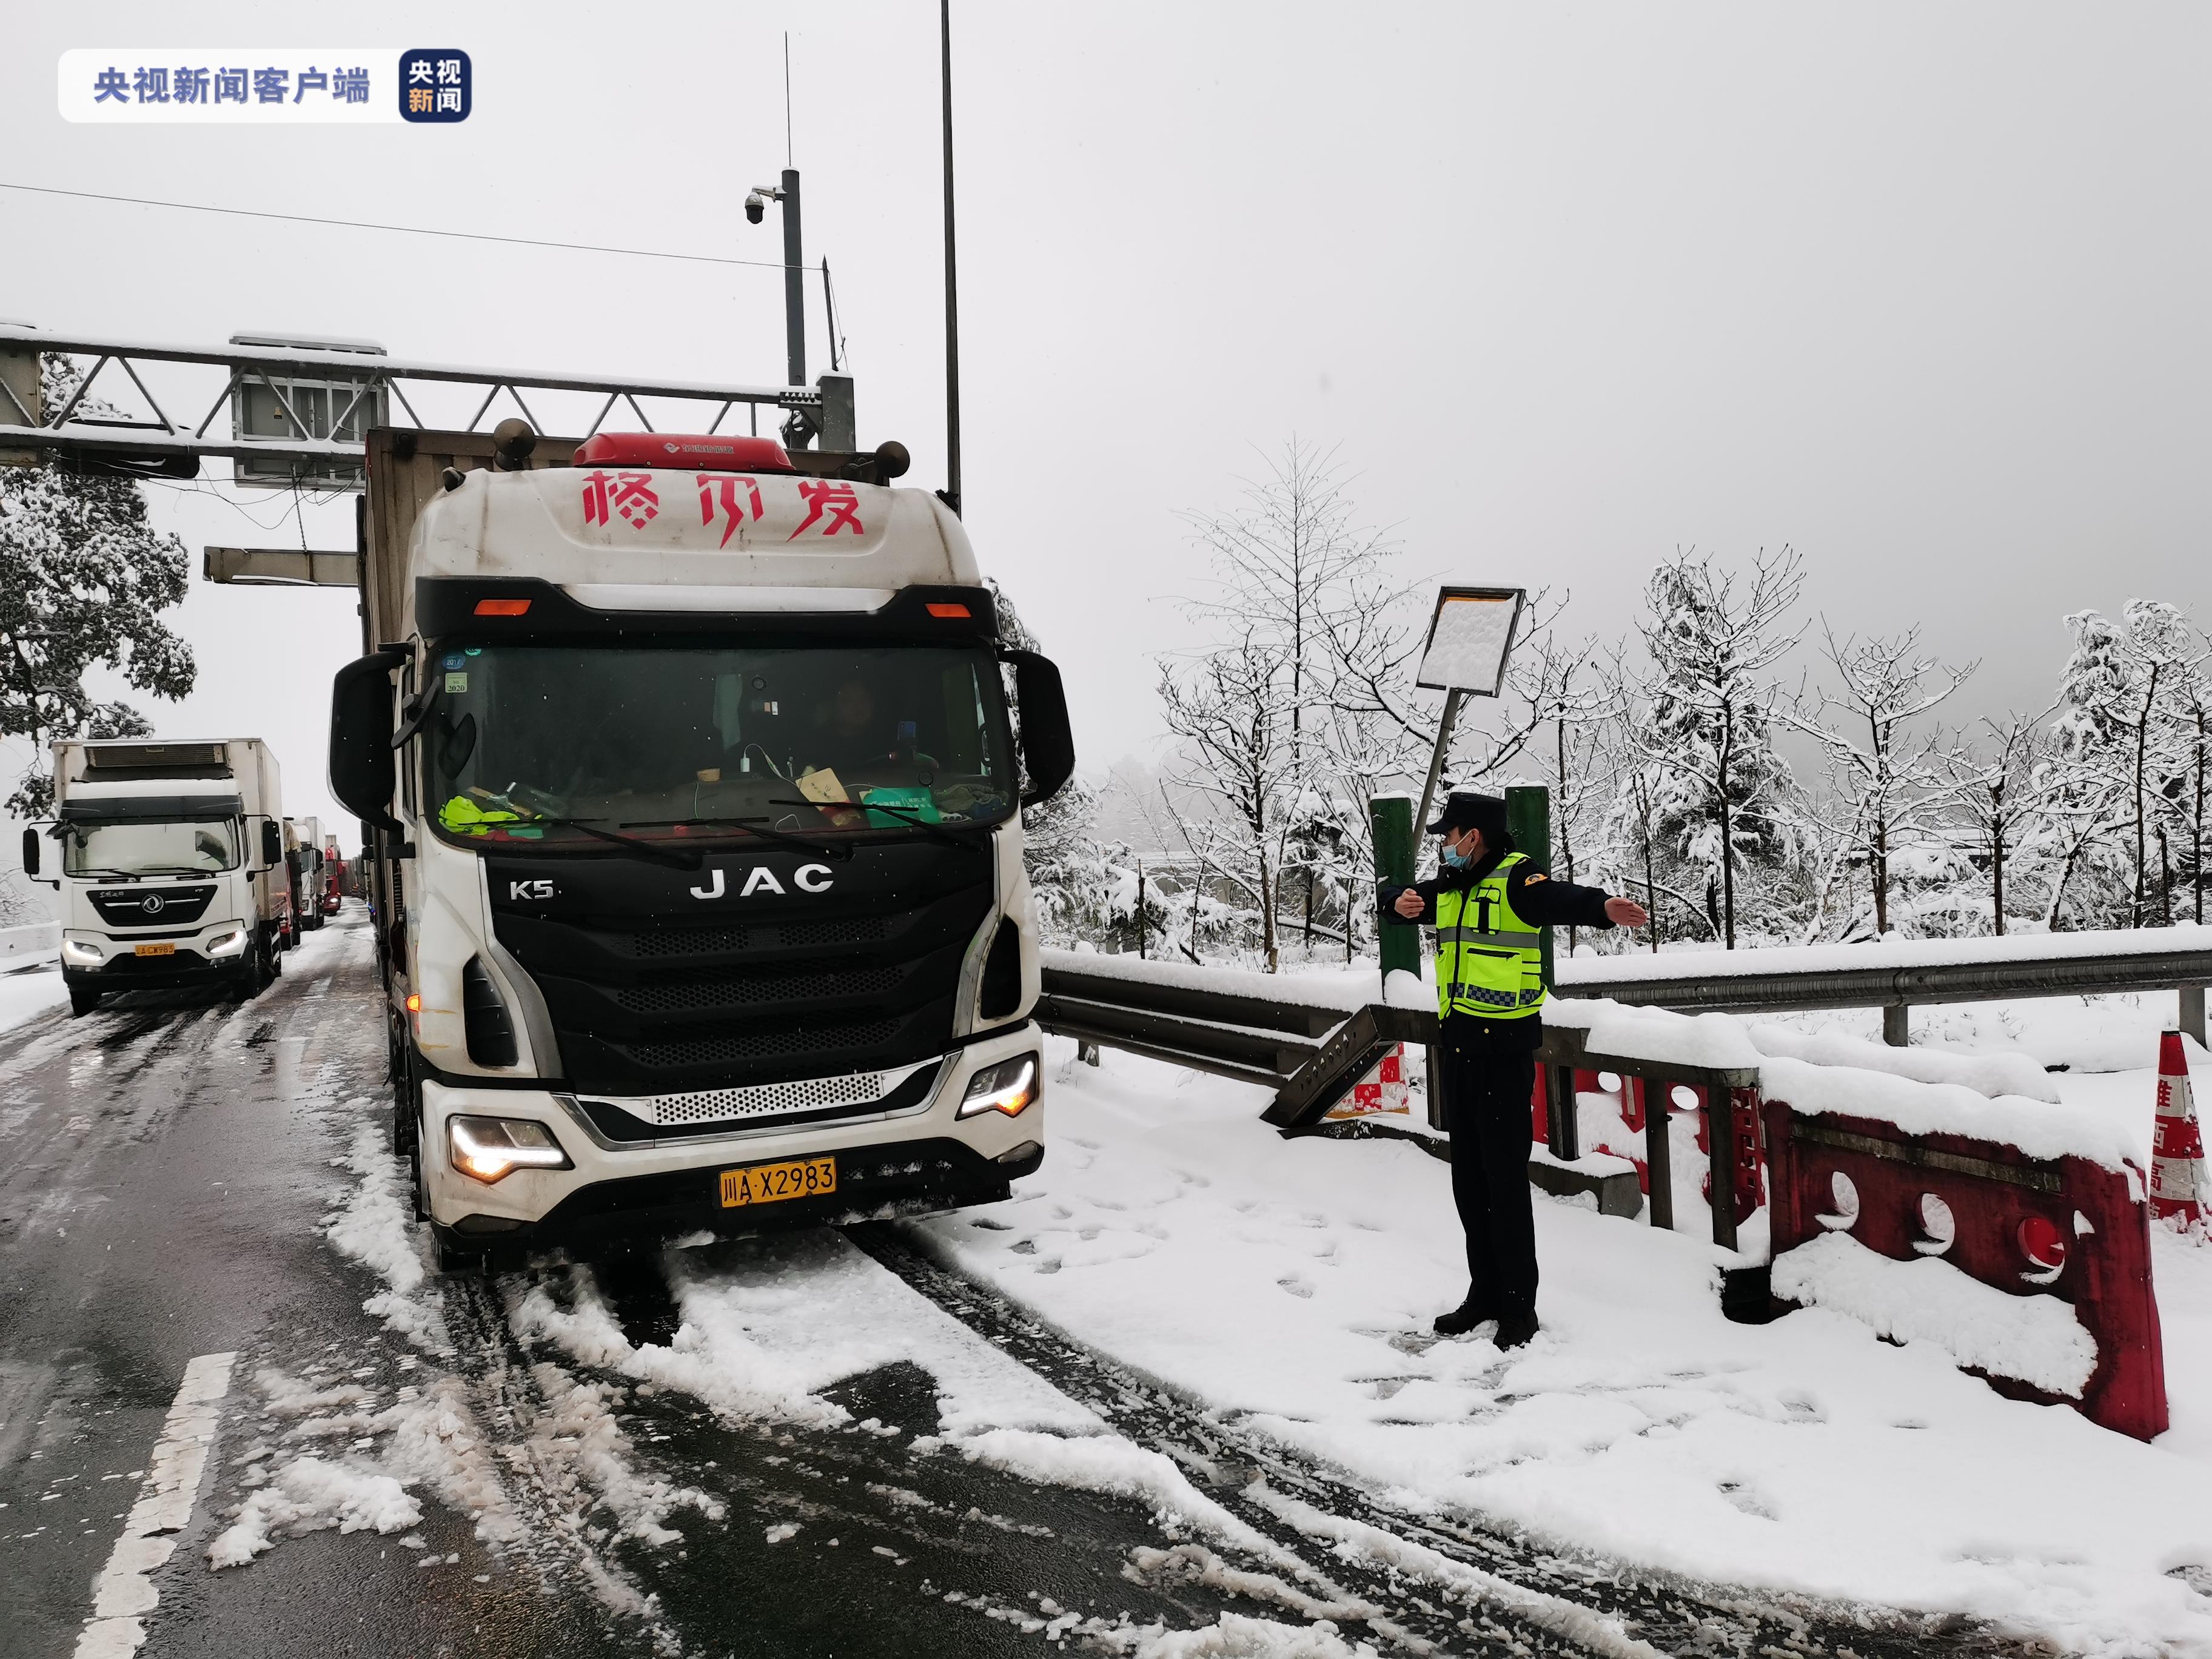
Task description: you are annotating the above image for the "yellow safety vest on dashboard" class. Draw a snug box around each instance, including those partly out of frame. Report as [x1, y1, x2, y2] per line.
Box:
[1433, 852, 1546, 1020]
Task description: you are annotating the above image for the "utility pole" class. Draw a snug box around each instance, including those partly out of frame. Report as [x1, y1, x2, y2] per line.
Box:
[939, 0, 962, 515]
[781, 166, 805, 395]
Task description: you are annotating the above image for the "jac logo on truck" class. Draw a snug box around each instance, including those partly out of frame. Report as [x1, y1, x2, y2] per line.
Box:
[508, 879, 556, 901]
[689, 863, 834, 900]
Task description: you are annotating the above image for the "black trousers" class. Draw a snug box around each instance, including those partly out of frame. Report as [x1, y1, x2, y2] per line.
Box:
[1437, 1036, 1538, 1317]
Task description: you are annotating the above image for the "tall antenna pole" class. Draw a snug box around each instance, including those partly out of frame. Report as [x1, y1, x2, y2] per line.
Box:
[777, 36, 806, 435]
[939, 0, 962, 515]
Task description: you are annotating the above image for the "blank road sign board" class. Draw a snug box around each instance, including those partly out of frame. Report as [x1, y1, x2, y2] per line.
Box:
[1415, 587, 1526, 695]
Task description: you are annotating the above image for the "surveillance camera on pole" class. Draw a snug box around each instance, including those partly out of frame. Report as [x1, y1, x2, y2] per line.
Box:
[1412, 586, 1526, 837]
[745, 176, 813, 447]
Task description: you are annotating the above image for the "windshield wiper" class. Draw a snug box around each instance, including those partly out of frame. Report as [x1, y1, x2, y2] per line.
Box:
[70, 867, 142, 881]
[497, 812, 704, 873]
[620, 817, 852, 863]
[768, 798, 978, 850]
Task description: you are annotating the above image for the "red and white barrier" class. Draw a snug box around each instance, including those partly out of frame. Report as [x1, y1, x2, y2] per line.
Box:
[2150, 1027, 2204, 1228]
[1763, 1095, 2168, 1441]
[1327, 1042, 1413, 1121]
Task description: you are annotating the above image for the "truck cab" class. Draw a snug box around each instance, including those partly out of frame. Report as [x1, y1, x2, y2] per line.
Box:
[25, 739, 289, 1016]
[286, 815, 326, 936]
[330, 427, 1076, 1271]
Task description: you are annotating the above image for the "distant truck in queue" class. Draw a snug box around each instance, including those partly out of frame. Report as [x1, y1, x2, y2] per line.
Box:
[286, 815, 327, 936]
[24, 738, 291, 1015]
[321, 834, 347, 914]
[329, 423, 1076, 1273]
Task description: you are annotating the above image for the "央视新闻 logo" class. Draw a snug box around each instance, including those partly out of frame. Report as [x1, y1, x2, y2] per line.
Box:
[398, 48, 469, 122]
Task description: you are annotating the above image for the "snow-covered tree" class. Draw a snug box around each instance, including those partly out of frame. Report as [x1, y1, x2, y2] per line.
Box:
[992, 580, 1114, 942]
[1158, 441, 1418, 970]
[1157, 620, 1307, 969]
[1786, 626, 1973, 937]
[0, 356, 196, 814]
[2049, 601, 2205, 927]
[1609, 549, 1805, 948]
[1941, 711, 2058, 936]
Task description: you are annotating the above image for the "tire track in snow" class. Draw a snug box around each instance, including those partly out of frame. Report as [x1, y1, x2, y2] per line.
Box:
[848, 1221, 2043, 1659]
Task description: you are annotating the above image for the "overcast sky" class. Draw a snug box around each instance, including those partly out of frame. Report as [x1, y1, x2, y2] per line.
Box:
[3, 1, 2207, 849]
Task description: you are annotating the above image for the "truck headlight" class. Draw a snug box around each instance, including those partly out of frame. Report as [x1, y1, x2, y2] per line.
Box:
[448, 1115, 573, 1184]
[62, 938, 102, 966]
[957, 1054, 1039, 1119]
[207, 927, 250, 958]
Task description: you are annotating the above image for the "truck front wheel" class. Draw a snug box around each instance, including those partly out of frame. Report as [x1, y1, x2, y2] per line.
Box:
[68, 982, 101, 1017]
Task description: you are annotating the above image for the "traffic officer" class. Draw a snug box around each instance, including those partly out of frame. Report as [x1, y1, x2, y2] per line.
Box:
[1387, 791, 1647, 1347]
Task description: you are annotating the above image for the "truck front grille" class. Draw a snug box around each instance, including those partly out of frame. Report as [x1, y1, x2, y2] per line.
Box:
[632, 1017, 900, 1070]
[484, 842, 996, 1096]
[615, 964, 901, 1014]
[89, 885, 218, 928]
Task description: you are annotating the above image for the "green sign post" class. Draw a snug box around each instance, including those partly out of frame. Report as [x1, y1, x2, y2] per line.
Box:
[1370, 794, 1419, 981]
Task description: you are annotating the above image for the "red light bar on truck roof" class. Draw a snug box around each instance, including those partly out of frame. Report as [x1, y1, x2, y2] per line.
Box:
[572, 434, 797, 473]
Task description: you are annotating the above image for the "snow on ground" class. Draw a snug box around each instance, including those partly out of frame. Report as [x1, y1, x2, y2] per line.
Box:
[312, 1082, 1341, 1654]
[911, 1035, 2212, 1657]
[0, 955, 64, 1034]
[509, 1230, 1102, 1441]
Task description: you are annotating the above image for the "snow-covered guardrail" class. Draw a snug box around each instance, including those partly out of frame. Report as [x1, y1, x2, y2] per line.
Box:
[1557, 923, 2212, 1030]
[1038, 949, 2180, 1439]
[0, 920, 59, 963]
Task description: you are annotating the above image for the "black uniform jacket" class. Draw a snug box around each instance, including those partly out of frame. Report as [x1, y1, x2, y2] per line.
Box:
[1382, 850, 1617, 1056]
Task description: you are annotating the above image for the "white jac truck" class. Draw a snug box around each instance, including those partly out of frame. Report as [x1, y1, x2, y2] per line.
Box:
[25, 738, 290, 1015]
[329, 423, 1074, 1272]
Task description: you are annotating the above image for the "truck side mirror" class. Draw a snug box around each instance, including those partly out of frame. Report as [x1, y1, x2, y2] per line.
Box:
[260, 819, 284, 867]
[21, 825, 38, 879]
[1001, 649, 1076, 807]
[330, 649, 407, 833]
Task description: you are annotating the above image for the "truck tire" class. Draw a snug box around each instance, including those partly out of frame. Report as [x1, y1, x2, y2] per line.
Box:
[391, 1036, 421, 1157]
[431, 1228, 484, 1276]
[68, 982, 101, 1017]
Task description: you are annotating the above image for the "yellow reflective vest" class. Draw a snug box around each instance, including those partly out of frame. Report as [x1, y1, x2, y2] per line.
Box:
[1433, 851, 1546, 1021]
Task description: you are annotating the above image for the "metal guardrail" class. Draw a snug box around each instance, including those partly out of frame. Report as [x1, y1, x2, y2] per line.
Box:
[1037, 928, 2212, 1128]
[1559, 939, 2212, 1016]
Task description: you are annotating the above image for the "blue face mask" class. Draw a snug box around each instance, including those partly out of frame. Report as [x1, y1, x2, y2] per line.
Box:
[1441, 842, 1471, 870]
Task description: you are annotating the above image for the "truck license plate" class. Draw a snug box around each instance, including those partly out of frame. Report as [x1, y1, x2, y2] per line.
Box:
[719, 1156, 835, 1208]
[133, 942, 176, 957]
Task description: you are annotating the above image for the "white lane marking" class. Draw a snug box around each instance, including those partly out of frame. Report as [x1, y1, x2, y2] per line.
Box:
[73, 1352, 236, 1658]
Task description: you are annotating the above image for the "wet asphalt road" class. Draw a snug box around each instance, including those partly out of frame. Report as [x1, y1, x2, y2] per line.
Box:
[0, 913, 2040, 1658]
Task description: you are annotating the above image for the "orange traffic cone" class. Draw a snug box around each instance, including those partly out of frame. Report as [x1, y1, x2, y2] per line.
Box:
[2150, 1027, 2205, 1227]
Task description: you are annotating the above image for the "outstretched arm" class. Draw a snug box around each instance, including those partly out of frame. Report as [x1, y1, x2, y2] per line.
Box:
[1505, 865, 1646, 930]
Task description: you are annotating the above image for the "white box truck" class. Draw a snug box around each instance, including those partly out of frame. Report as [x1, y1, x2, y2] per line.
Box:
[328, 424, 1075, 1272]
[26, 738, 289, 1015]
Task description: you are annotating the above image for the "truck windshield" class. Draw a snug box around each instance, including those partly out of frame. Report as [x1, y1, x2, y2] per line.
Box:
[424, 643, 1018, 848]
[62, 818, 240, 877]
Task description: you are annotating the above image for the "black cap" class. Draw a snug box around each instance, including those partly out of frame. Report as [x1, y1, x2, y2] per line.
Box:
[1427, 791, 1510, 846]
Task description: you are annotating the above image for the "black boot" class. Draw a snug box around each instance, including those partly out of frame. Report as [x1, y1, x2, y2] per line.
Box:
[1493, 1310, 1540, 1350]
[1432, 1298, 1499, 1337]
